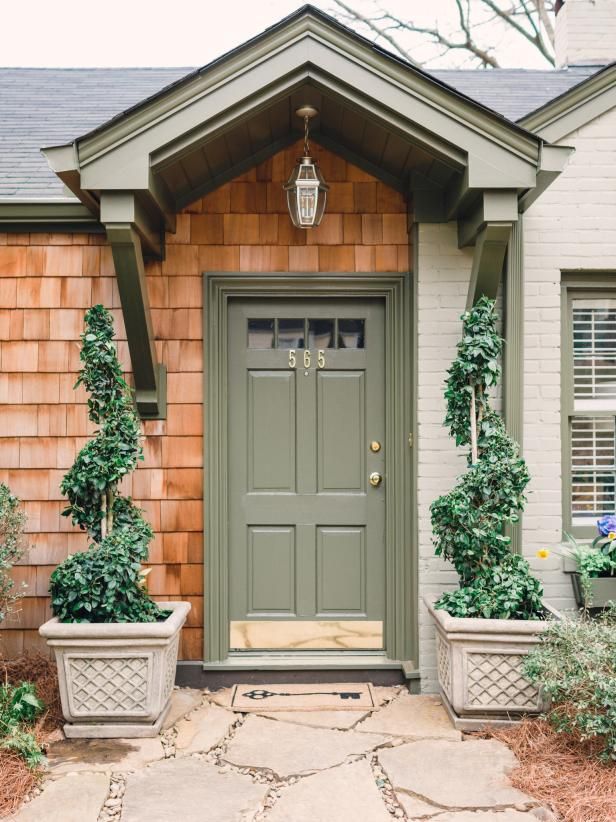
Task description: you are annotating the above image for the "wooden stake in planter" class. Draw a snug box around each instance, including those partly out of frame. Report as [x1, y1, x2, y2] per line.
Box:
[470, 381, 485, 467]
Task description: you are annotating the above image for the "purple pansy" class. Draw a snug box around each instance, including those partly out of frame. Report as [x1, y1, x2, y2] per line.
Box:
[597, 515, 616, 536]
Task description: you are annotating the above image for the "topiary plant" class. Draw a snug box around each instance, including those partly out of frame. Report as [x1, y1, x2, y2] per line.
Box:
[430, 296, 544, 620]
[50, 305, 165, 623]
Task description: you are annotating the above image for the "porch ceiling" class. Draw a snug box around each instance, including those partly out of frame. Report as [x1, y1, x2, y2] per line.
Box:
[155, 83, 462, 210]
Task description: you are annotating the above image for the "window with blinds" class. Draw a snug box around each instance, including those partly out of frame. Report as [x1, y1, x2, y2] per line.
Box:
[570, 299, 616, 524]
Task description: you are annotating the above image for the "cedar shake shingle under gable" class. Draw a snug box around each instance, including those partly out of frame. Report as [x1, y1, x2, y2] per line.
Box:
[0, 65, 601, 200]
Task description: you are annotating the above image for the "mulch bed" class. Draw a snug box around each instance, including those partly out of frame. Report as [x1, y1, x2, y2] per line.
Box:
[487, 718, 616, 822]
[0, 653, 63, 818]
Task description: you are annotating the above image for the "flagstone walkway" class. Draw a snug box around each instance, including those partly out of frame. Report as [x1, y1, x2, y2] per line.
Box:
[11, 686, 556, 822]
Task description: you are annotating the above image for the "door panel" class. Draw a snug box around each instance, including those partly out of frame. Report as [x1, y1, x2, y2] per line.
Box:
[317, 527, 365, 613]
[248, 527, 295, 614]
[248, 371, 296, 492]
[228, 298, 385, 650]
[317, 371, 365, 492]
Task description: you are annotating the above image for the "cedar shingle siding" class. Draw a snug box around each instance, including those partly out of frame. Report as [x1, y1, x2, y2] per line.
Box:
[0, 140, 409, 660]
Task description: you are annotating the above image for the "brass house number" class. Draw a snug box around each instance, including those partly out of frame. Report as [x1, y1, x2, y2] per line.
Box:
[288, 349, 326, 369]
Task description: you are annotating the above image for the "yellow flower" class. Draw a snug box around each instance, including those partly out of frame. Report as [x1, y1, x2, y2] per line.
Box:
[536, 549, 550, 559]
[608, 532, 616, 541]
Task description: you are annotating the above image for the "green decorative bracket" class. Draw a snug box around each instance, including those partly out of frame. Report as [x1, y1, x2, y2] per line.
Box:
[103, 216, 166, 420]
[465, 222, 513, 310]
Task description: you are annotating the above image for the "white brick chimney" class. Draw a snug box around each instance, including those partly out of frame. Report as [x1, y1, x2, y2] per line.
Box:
[555, 0, 616, 67]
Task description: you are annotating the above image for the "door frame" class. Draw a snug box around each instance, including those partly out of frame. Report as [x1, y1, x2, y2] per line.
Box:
[203, 271, 416, 667]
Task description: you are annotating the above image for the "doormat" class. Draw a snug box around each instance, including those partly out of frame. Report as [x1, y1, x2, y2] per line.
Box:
[230, 682, 377, 712]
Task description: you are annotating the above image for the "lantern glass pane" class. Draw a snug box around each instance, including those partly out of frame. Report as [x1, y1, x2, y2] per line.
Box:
[286, 189, 299, 225]
[299, 186, 317, 225]
[314, 190, 327, 225]
[299, 164, 315, 180]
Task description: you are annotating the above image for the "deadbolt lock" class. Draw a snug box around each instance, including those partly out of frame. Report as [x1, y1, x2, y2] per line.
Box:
[369, 440, 381, 453]
[369, 472, 383, 487]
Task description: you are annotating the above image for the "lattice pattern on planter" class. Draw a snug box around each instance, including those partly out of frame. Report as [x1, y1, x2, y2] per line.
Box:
[466, 652, 539, 709]
[162, 635, 179, 703]
[68, 656, 150, 715]
[436, 634, 452, 699]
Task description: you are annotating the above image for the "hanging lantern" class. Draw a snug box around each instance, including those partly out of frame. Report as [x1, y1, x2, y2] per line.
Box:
[284, 105, 329, 229]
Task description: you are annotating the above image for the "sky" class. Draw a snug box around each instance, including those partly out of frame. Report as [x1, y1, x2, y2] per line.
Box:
[0, 0, 552, 69]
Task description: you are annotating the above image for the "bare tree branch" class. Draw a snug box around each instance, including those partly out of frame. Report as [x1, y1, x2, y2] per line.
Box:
[329, 0, 556, 68]
[330, 0, 421, 64]
[480, 0, 555, 64]
[533, 0, 556, 47]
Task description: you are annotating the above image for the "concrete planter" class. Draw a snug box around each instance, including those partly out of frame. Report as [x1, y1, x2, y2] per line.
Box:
[425, 595, 560, 731]
[570, 573, 616, 609]
[39, 601, 190, 738]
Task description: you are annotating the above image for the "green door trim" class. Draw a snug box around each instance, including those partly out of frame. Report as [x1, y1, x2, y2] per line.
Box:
[203, 271, 415, 666]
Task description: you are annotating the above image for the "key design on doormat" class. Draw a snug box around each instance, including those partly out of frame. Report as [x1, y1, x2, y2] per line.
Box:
[242, 688, 362, 701]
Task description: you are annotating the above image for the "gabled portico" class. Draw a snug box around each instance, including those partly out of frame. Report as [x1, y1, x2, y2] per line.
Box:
[42, 6, 570, 422]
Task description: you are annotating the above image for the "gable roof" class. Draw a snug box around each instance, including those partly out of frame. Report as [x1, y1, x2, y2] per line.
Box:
[519, 61, 616, 141]
[0, 63, 599, 201]
[0, 3, 599, 208]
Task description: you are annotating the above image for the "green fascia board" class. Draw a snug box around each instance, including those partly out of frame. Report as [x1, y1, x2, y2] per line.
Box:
[519, 63, 616, 142]
[71, 9, 541, 168]
[49, 12, 540, 197]
[0, 200, 99, 228]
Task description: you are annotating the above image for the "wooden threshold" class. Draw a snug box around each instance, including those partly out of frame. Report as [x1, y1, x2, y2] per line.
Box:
[229, 620, 383, 650]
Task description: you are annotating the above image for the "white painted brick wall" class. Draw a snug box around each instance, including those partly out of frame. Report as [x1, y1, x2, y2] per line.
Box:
[555, 0, 616, 67]
[416, 103, 616, 692]
[416, 222, 474, 693]
[523, 104, 616, 609]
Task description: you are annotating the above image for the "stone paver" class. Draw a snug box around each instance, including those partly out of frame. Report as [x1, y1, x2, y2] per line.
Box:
[11, 773, 109, 822]
[380, 739, 533, 810]
[224, 714, 388, 776]
[174, 703, 239, 753]
[13, 685, 551, 822]
[208, 687, 233, 709]
[356, 693, 461, 740]
[398, 793, 444, 817]
[121, 757, 267, 822]
[257, 709, 370, 729]
[48, 736, 165, 775]
[371, 685, 403, 705]
[162, 688, 203, 729]
[266, 759, 392, 822]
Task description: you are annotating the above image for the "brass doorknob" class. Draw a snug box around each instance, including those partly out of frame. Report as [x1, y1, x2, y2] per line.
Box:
[369, 472, 383, 487]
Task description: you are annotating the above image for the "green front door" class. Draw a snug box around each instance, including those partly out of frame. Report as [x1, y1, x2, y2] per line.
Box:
[227, 298, 386, 651]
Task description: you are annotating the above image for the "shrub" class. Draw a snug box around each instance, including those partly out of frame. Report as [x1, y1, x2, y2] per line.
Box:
[0, 484, 27, 623]
[524, 606, 616, 762]
[0, 682, 44, 769]
[431, 297, 544, 620]
[50, 305, 164, 623]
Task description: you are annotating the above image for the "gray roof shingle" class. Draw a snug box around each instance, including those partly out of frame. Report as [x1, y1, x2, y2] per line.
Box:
[432, 66, 600, 121]
[0, 64, 602, 200]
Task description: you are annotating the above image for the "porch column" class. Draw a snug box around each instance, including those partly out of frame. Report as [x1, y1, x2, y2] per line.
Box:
[461, 194, 524, 554]
[504, 217, 524, 555]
